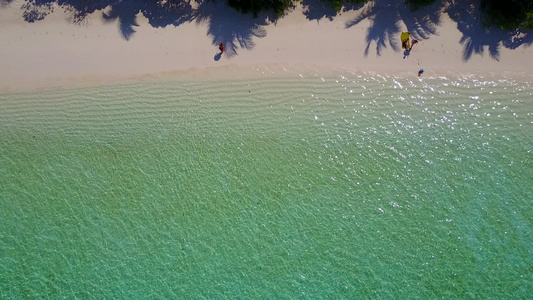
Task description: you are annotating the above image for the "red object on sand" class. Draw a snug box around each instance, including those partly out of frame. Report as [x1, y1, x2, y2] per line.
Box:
[219, 43, 224, 53]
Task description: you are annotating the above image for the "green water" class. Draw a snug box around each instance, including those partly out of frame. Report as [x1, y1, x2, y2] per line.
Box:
[1, 75, 532, 298]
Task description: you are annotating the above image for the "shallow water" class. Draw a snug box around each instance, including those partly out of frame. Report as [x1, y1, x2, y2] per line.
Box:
[1, 74, 532, 298]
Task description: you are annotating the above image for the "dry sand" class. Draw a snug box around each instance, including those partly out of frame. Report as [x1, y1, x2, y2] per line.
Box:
[1, 0, 532, 92]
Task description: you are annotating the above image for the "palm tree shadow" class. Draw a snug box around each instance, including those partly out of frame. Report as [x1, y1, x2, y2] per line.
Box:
[20, 0, 119, 23]
[192, 0, 273, 58]
[346, 0, 442, 56]
[447, 0, 533, 62]
[11, 0, 275, 50]
[398, 0, 442, 40]
[346, 0, 402, 56]
[102, 2, 139, 41]
[17, 0, 194, 40]
[101, 0, 194, 40]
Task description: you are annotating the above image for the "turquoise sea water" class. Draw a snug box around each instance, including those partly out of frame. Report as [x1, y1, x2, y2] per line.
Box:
[1, 74, 532, 298]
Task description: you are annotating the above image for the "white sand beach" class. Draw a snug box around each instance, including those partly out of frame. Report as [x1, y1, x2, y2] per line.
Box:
[1, 0, 532, 92]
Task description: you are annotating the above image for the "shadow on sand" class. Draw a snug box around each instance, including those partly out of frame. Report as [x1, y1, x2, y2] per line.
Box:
[101, 0, 194, 40]
[20, 0, 194, 40]
[346, 0, 442, 56]
[446, 0, 533, 61]
[7, 0, 533, 61]
[15, 0, 276, 56]
[344, 0, 532, 60]
[192, 0, 274, 58]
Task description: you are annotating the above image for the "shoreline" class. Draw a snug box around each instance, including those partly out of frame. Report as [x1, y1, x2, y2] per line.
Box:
[1, 0, 532, 93]
[2, 62, 532, 95]
[2, 63, 531, 96]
